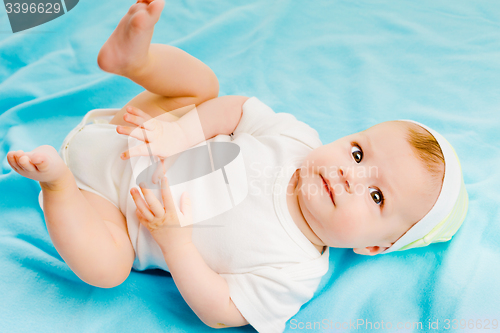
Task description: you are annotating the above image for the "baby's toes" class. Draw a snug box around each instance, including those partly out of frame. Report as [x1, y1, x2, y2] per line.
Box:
[127, 1, 144, 15]
[18, 155, 37, 172]
[7, 152, 21, 172]
[13, 150, 25, 170]
[29, 153, 50, 172]
[146, 0, 164, 18]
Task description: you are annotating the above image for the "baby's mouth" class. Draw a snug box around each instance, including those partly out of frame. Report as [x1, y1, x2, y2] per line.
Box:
[320, 174, 335, 206]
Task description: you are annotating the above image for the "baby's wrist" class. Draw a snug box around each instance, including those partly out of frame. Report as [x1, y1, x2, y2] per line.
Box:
[161, 239, 195, 263]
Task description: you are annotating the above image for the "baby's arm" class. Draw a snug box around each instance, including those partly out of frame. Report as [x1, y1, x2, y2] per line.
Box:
[132, 179, 248, 328]
[163, 239, 248, 328]
[126, 96, 250, 327]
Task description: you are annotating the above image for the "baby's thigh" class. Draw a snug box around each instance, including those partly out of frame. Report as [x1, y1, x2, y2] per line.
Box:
[109, 90, 194, 127]
[79, 189, 133, 248]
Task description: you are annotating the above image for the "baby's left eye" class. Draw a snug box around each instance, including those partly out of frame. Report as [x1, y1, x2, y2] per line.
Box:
[369, 188, 383, 205]
[351, 145, 363, 163]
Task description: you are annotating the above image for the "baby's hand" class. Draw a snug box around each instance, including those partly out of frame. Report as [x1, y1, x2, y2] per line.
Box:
[117, 105, 192, 161]
[131, 176, 193, 254]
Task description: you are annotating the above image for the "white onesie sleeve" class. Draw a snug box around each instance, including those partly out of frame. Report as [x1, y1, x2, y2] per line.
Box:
[232, 97, 322, 149]
[221, 256, 328, 333]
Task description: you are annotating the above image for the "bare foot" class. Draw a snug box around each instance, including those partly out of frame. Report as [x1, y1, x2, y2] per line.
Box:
[7, 145, 72, 191]
[97, 0, 165, 76]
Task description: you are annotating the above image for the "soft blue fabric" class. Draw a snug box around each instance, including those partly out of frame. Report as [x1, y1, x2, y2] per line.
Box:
[1, 0, 499, 332]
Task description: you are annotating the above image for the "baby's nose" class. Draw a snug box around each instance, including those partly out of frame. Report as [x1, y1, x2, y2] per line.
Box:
[338, 167, 351, 193]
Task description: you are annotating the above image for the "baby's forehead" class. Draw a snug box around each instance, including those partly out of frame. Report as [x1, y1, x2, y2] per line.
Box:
[364, 120, 408, 135]
[355, 121, 411, 149]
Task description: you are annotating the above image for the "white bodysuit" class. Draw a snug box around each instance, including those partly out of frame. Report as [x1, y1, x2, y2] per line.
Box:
[38, 97, 330, 333]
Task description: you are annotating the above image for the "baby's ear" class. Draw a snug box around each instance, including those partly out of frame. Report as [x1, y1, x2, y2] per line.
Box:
[353, 243, 392, 256]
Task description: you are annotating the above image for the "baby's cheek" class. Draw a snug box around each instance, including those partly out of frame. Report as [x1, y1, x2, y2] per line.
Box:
[330, 209, 364, 246]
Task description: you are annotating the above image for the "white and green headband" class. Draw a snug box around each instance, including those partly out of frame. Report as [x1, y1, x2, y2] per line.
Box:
[382, 120, 469, 254]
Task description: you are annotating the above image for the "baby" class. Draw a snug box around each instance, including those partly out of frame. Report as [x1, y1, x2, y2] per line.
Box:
[6, 0, 469, 332]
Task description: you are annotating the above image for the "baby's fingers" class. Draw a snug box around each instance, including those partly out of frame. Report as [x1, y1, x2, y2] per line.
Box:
[123, 105, 150, 126]
[139, 182, 165, 217]
[116, 125, 151, 142]
[130, 188, 155, 221]
[120, 144, 151, 160]
[126, 105, 151, 118]
[124, 105, 157, 129]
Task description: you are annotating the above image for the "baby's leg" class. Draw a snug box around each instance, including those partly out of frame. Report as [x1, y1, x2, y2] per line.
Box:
[108, 90, 193, 127]
[97, 0, 219, 115]
[7, 146, 134, 288]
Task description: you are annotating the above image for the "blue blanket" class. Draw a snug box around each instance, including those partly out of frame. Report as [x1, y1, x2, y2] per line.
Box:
[1, 0, 499, 332]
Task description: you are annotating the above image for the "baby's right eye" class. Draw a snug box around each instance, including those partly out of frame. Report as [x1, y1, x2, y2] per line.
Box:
[351, 145, 363, 163]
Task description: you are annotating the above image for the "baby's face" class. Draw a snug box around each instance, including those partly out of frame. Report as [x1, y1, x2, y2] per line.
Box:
[296, 121, 441, 255]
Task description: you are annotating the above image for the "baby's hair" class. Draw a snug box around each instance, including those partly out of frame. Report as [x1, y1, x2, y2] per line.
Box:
[405, 122, 445, 184]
